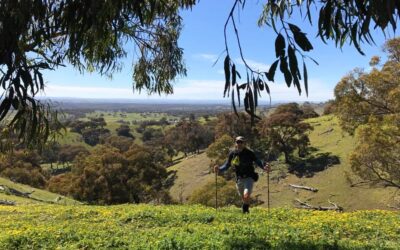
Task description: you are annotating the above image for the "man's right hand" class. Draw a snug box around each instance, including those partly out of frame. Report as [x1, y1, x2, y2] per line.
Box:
[263, 163, 271, 173]
[213, 165, 220, 174]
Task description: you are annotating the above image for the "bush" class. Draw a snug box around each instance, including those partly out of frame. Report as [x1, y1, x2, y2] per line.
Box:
[49, 145, 170, 205]
[188, 177, 241, 207]
[47, 173, 77, 196]
[0, 150, 48, 188]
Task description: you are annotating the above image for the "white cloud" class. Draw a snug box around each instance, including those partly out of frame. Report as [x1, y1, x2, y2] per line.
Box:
[194, 53, 218, 62]
[264, 79, 334, 102]
[235, 58, 270, 72]
[42, 78, 333, 102]
[42, 79, 226, 100]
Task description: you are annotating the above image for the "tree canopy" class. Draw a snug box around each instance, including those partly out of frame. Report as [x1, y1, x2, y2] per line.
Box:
[0, 0, 398, 148]
[258, 103, 313, 162]
[334, 38, 400, 188]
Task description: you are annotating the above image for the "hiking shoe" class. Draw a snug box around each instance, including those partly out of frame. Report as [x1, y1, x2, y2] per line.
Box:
[242, 204, 249, 213]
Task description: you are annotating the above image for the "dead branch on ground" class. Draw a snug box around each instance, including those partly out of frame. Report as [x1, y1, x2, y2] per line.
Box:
[289, 184, 318, 192]
[295, 199, 343, 211]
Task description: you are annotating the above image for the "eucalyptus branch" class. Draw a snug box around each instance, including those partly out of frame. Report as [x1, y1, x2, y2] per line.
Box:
[231, 15, 258, 74]
[224, 0, 240, 55]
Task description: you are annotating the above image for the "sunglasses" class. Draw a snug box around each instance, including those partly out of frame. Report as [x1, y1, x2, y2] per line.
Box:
[235, 141, 244, 144]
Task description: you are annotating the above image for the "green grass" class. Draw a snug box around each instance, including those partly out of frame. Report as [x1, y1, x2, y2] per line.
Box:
[57, 128, 90, 148]
[0, 177, 79, 205]
[0, 204, 398, 249]
[168, 153, 213, 203]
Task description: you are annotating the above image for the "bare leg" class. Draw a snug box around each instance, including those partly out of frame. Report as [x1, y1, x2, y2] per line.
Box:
[242, 189, 251, 213]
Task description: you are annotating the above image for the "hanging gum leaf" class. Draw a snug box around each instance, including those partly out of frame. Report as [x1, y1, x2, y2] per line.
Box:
[232, 64, 236, 86]
[303, 61, 308, 97]
[223, 55, 230, 97]
[253, 79, 258, 107]
[259, 80, 264, 91]
[293, 31, 313, 52]
[232, 88, 238, 117]
[275, 34, 285, 58]
[266, 59, 279, 82]
[244, 92, 249, 112]
[288, 23, 301, 33]
[236, 84, 241, 107]
[293, 75, 301, 95]
[280, 56, 292, 87]
[288, 45, 299, 78]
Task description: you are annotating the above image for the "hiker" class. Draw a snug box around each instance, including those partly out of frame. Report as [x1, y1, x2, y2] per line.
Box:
[214, 136, 269, 213]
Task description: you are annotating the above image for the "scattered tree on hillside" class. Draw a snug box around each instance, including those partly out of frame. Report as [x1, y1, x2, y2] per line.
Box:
[350, 116, 400, 188]
[48, 145, 171, 204]
[258, 103, 313, 162]
[81, 127, 110, 146]
[206, 134, 236, 180]
[335, 39, 400, 134]
[206, 134, 234, 166]
[0, 150, 47, 188]
[334, 38, 400, 188]
[165, 120, 213, 156]
[101, 135, 134, 153]
[69, 117, 110, 146]
[300, 102, 319, 119]
[214, 112, 257, 145]
[323, 100, 336, 115]
[41, 141, 61, 169]
[58, 144, 89, 166]
[142, 127, 163, 143]
[116, 124, 134, 139]
[69, 121, 87, 134]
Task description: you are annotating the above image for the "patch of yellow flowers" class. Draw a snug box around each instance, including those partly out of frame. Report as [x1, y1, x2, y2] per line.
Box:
[0, 204, 399, 249]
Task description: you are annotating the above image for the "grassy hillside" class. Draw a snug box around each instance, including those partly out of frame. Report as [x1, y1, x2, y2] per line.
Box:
[169, 115, 399, 211]
[0, 177, 79, 205]
[168, 153, 213, 203]
[0, 204, 398, 249]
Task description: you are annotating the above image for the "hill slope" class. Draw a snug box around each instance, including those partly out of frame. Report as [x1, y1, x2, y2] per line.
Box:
[169, 115, 399, 211]
[0, 177, 79, 205]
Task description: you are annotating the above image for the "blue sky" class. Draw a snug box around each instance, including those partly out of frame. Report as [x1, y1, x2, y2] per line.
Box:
[41, 0, 397, 103]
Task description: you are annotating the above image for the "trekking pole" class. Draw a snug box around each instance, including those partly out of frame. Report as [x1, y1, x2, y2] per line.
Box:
[267, 164, 270, 212]
[215, 170, 218, 210]
[265, 145, 272, 213]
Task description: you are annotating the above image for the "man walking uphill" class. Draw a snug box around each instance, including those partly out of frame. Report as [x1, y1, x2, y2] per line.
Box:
[214, 136, 269, 213]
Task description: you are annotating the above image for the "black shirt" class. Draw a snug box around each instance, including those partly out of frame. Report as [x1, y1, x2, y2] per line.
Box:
[219, 147, 263, 177]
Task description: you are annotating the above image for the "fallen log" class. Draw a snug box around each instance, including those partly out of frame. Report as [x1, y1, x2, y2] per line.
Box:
[295, 199, 343, 212]
[387, 205, 400, 210]
[0, 185, 57, 204]
[0, 185, 34, 198]
[0, 200, 15, 206]
[319, 128, 334, 135]
[289, 184, 318, 192]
